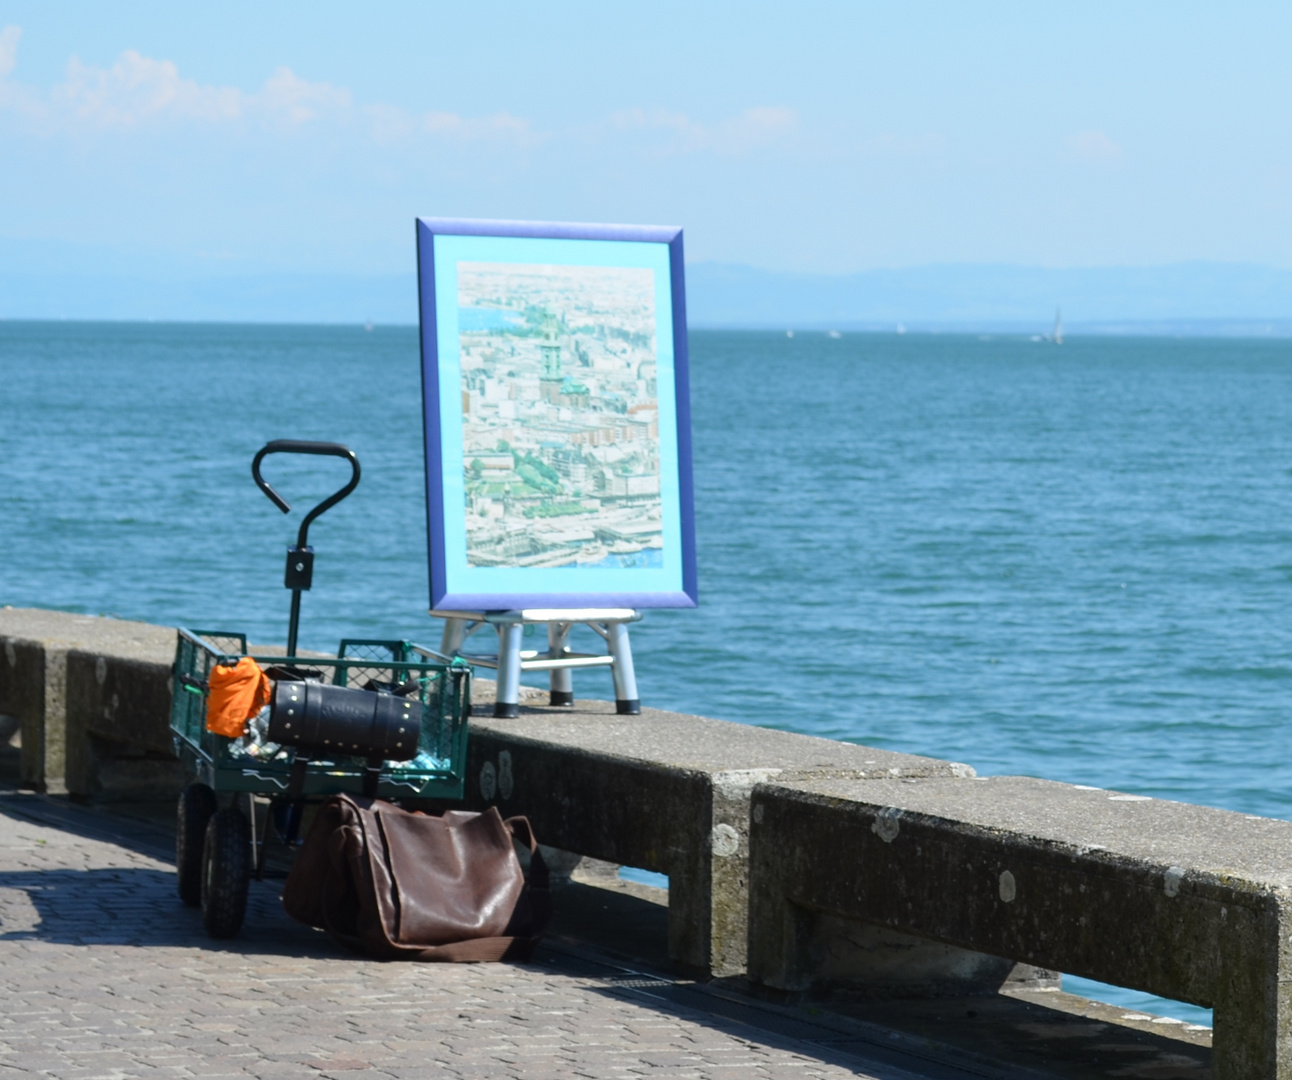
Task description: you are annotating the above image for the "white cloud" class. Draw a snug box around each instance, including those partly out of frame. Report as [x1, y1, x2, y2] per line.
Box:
[720, 106, 798, 152]
[0, 26, 44, 118]
[418, 108, 535, 143]
[612, 108, 702, 144]
[253, 66, 350, 126]
[358, 103, 537, 147]
[0, 37, 781, 164]
[0, 43, 530, 146]
[53, 51, 242, 126]
[610, 105, 799, 155]
[47, 52, 350, 129]
[0, 25, 19, 79]
[1064, 130, 1123, 165]
[1, 40, 789, 169]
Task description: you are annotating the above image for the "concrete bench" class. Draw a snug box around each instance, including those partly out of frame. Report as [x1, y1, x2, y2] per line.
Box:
[747, 774, 1292, 1080]
[0, 608, 179, 799]
[451, 704, 972, 977]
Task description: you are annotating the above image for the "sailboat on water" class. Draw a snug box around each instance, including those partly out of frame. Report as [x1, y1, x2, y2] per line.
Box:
[1051, 307, 1064, 345]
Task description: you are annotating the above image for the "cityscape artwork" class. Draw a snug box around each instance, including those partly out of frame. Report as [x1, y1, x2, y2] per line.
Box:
[417, 218, 697, 610]
[457, 261, 663, 571]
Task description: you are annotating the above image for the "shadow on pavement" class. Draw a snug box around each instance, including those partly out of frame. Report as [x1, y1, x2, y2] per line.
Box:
[0, 864, 347, 959]
[0, 791, 177, 860]
[576, 970, 1212, 1080]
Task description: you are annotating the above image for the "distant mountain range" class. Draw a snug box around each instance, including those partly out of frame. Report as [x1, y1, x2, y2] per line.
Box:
[3, 250, 1292, 334]
[0, 271, 418, 325]
[685, 263, 1292, 334]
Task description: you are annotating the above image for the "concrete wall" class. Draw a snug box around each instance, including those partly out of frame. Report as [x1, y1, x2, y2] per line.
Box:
[1, 607, 997, 983]
[747, 775, 1292, 1080]
[10, 608, 1292, 1075]
[0, 608, 180, 799]
[451, 705, 975, 977]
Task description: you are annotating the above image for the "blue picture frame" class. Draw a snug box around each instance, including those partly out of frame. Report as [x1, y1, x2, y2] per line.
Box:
[416, 217, 697, 610]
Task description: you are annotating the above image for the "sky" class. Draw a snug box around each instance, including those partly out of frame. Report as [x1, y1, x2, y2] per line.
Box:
[2, 1, 1291, 283]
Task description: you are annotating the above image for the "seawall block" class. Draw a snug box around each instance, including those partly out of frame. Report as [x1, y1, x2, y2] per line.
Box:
[0, 608, 178, 799]
[454, 704, 973, 976]
[748, 774, 1292, 1079]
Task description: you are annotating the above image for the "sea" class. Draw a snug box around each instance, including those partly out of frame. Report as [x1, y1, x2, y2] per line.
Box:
[6, 319, 1292, 1026]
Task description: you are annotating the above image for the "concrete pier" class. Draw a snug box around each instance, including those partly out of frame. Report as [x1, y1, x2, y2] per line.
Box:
[747, 776, 1290, 1079]
[0, 750, 1218, 1080]
[2, 608, 1269, 1076]
[0, 608, 178, 799]
[454, 706, 974, 977]
[0, 765, 985, 1080]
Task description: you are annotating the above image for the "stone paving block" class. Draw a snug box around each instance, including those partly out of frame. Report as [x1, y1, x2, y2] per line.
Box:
[0, 787, 1104, 1080]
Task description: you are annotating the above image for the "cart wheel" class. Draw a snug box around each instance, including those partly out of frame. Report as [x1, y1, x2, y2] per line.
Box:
[201, 806, 251, 939]
[176, 782, 217, 907]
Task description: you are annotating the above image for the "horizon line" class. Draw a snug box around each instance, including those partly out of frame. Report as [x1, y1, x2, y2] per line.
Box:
[3, 316, 1292, 339]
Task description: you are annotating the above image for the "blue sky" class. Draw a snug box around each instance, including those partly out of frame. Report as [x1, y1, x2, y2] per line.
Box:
[2, 1, 1291, 282]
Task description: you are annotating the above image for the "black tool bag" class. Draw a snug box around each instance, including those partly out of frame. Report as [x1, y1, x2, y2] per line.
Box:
[268, 680, 420, 762]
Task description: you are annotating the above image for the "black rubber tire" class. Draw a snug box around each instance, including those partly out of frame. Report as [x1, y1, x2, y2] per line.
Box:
[176, 782, 217, 907]
[201, 806, 251, 939]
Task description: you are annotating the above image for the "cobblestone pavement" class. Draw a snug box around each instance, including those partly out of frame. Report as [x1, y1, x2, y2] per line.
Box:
[0, 793, 962, 1080]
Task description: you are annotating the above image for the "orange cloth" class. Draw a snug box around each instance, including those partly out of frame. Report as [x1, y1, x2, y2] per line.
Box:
[205, 657, 272, 738]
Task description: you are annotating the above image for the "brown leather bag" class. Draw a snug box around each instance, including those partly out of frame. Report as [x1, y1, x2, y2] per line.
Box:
[282, 794, 551, 961]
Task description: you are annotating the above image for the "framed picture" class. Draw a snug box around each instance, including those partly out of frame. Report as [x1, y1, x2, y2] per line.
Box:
[415, 217, 697, 610]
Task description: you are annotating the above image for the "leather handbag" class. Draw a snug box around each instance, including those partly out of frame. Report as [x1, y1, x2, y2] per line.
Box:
[282, 794, 551, 962]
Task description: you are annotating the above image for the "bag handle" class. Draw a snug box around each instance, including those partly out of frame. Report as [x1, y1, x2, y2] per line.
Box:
[505, 816, 550, 893]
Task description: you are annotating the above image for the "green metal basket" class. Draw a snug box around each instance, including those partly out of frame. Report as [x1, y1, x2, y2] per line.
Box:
[171, 627, 471, 801]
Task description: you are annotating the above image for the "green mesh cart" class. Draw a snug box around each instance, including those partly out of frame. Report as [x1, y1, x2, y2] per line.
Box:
[170, 629, 471, 938]
[168, 439, 473, 940]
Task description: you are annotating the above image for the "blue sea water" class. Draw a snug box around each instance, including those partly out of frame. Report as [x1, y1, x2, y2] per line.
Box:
[5, 320, 1292, 1025]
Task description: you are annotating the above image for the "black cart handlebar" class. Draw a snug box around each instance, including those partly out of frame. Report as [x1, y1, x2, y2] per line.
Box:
[251, 440, 361, 551]
[251, 440, 362, 657]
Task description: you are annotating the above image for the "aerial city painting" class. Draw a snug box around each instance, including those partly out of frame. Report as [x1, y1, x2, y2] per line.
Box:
[456, 261, 663, 570]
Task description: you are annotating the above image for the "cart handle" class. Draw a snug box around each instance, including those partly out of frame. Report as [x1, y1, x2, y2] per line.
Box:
[251, 440, 361, 550]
